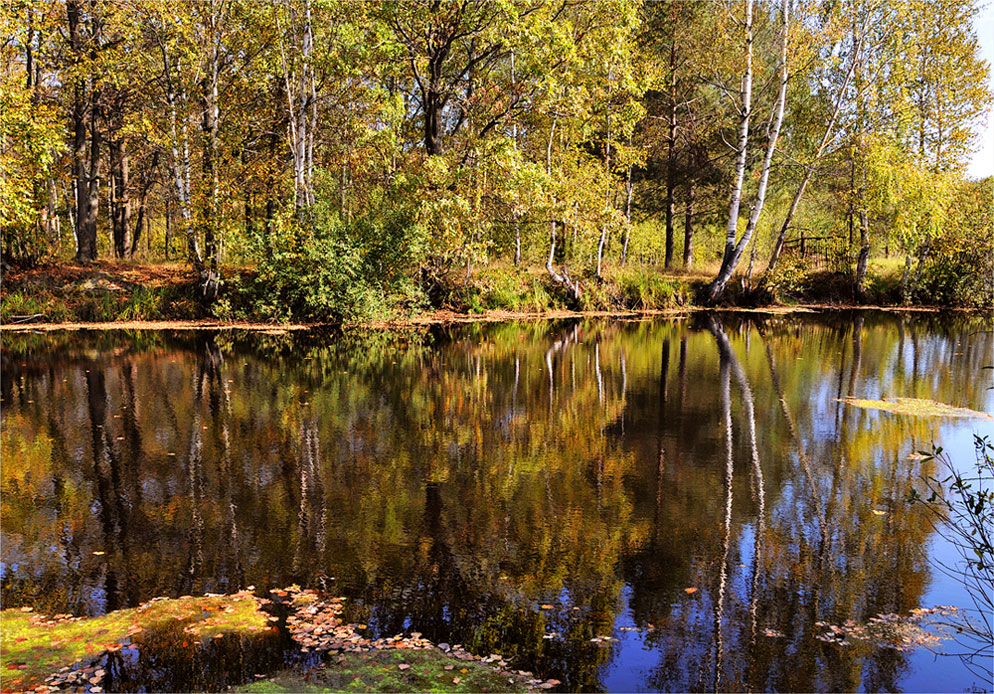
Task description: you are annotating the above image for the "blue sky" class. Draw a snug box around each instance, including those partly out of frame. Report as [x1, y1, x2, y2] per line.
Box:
[968, 1, 994, 178]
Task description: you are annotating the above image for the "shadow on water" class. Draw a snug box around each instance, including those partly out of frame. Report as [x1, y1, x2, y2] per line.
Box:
[2, 310, 992, 692]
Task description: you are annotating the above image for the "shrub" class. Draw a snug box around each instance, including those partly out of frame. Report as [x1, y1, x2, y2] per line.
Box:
[915, 234, 994, 307]
[248, 195, 425, 323]
[760, 253, 808, 301]
[615, 267, 683, 310]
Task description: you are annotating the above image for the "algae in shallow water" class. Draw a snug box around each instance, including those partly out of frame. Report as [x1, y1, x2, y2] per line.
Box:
[0, 591, 270, 692]
[838, 397, 992, 420]
[235, 650, 532, 693]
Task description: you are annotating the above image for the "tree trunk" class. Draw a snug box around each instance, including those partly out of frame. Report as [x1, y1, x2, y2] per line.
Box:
[622, 162, 633, 266]
[165, 200, 173, 261]
[68, 0, 98, 262]
[161, 43, 204, 276]
[596, 81, 613, 281]
[197, 0, 222, 302]
[899, 254, 913, 303]
[705, 0, 754, 301]
[544, 116, 581, 304]
[511, 50, 522, 266]
[683, 183, 695, 267]
[130, 152, 158, 257]
[110, 140, 131, 258]
[706, 0, 787, 304]
[664, 37, 677, 268]
[854, 209, 870, 298]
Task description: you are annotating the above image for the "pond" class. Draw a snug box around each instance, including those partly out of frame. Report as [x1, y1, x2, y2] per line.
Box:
[2, 311, 992, 692]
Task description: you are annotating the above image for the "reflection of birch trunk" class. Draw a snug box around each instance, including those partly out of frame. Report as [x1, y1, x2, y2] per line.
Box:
[713, 339, 733, 693]
[513, 355, 519, 413]
[205, 339, 242, 584]
[293, 418, 321, 577]
[595, 342, 603, 407]
[847, 313, 863, 396]
[620, 348, 628, 403]
[186, 361, 206, 590]
[545, 344, 555, 413]
[656, 339, 670, 518]
[710, 319, 766, 660]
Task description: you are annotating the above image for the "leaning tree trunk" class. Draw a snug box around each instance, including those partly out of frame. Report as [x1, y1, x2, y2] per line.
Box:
[767, 21, 864, 275]
[705, 0, 754, 302]
[621, 160, 633, 266]
[706, 0, 788, 304]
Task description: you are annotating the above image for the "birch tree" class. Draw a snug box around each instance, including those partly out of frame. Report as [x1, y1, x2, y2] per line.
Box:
[705, 0, 789, 304]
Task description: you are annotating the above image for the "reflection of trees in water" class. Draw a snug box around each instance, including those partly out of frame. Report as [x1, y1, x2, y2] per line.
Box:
[635, 315, 966, 692]
[2, 315, 992, 690]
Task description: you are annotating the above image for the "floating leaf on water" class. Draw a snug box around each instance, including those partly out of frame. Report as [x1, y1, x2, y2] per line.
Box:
[684, 587, 698, 594]
[871, 509, 887, 516]
[837, 397, 992, 420]
[540, 604, 555, 610]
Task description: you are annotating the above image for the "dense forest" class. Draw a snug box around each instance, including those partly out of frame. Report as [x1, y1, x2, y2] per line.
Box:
[2, 0, 992, 320]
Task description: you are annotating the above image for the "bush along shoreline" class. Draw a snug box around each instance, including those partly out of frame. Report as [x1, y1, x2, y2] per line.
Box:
[1, 259, 989, 329]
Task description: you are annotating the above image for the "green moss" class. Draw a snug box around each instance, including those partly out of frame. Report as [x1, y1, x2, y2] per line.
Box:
[0, 591, 271, 691]
[234, 650, 531, 694]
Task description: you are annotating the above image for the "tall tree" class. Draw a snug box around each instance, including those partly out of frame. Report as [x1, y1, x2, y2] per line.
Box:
[705, 0, 789, 304]
[66, 0, 102, 262]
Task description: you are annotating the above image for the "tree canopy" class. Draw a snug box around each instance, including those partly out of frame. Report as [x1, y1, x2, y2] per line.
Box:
[1, 0, 990, 311]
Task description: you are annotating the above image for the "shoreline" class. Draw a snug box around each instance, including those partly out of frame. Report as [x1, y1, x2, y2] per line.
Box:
[1, 303, 985, 333]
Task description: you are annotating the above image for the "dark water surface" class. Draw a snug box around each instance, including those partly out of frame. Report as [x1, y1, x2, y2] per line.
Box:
[2, 311, 992, 692]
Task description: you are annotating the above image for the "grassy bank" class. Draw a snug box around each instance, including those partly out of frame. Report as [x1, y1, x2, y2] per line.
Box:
[0, 589, 556, 694]
[0, 259, 985, 329]
[0, 591, 272, 692]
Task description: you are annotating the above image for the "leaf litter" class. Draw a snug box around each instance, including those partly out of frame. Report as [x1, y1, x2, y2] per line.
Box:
[813, 606, 959, 651]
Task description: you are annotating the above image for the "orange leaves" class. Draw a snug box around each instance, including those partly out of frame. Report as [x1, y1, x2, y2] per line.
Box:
[684, 587, 698, 594]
